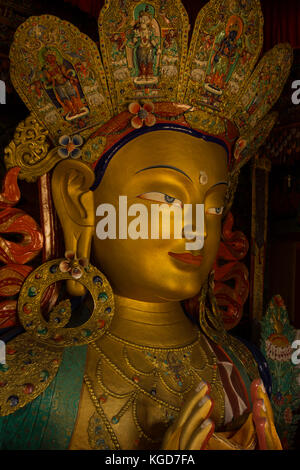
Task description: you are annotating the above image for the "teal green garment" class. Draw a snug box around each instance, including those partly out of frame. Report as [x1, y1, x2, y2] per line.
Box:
[0, 345, 87, 450]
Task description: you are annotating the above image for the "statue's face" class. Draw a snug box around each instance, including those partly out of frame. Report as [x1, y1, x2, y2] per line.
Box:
[92, 131, 228, 302]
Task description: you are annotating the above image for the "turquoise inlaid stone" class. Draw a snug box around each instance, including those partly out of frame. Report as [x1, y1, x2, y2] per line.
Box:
[98, 292, 108, 302]
[95, 426, 102, 434]
[28, 287, 37, 297]
[37, 327, 48, 335]
[0, 364, 9, 372]
[111, 416, 119, 424]
[96, 439, 105, 447]
[40, 370, 49, 382]
[82, 329, 92, 337]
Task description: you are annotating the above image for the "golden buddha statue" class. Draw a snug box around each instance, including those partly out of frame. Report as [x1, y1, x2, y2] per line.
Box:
[0, 0, 293, 450]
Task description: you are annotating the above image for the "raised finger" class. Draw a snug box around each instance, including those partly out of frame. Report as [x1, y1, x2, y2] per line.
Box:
[176, 380, 210, 429]
[186, 418, 215, 450]
[179, 395, 214, 449]
[251, 379, 282, 450]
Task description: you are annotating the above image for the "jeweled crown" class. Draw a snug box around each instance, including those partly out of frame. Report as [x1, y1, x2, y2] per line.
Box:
[5, 0, 293, 181]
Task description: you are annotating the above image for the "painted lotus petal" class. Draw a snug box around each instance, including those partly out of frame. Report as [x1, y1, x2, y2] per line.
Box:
[128, 102, 140, 114]
[70, 148, 81, 159]
[59, 135, 71, 146]
[59, 260, 71, 273]
[131, 115, 143, 129]
[143, 102, 154, 113]
[71, 266, 83, 279]
[65, 251, 75, 260]
[144, 113, 156, 127]
[72, 135, 83, 147]
[58, 147, 69, 159]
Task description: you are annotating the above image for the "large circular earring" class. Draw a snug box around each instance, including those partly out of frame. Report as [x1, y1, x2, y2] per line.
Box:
[17, 252, 114, 347]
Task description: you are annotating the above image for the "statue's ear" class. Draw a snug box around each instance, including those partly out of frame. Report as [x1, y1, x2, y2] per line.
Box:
[52, 160, 95, 296]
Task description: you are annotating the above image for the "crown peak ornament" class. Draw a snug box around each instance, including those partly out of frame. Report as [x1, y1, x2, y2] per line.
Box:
[5, 0, 293, 180]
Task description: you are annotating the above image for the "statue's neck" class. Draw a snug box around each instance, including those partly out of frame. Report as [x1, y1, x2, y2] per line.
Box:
[108, 295, 198, 349]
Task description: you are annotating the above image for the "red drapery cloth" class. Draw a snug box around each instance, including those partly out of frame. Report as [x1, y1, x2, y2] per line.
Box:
[63, 0, 300, 50]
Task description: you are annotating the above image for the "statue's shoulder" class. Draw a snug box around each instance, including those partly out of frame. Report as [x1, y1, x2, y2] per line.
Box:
[0, 333, 63, 417]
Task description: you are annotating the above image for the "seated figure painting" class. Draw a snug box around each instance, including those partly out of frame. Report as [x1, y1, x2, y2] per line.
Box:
[0, 0, 293, 450]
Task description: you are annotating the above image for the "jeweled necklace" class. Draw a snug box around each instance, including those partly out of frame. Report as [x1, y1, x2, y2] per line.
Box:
[84, 331, 218, 449]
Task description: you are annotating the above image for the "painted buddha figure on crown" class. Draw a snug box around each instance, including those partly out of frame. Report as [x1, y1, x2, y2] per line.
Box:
[0, 0, 293, 450]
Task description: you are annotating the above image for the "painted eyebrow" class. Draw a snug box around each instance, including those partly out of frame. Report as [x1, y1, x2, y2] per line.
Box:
[208, 181, 228, 190]
[135, 165, 192, 182]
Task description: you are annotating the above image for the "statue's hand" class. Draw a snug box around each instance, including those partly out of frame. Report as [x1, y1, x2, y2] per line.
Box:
[251, 378, 282, 450]
[162, 381, 214, 450]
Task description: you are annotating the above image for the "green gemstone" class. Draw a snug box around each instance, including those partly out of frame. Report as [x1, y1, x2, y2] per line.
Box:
[82, 329, 92, 337]
[28, 287, 37, 297]
[40, 370, 49, 382]
[0, 364, 9, 372]
[98, 292, 108, 302]
[37, 327, 48, 335]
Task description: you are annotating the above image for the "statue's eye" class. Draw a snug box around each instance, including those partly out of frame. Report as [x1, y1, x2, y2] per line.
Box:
[138, 192, 182, 208]
[206, 206, 224, 215]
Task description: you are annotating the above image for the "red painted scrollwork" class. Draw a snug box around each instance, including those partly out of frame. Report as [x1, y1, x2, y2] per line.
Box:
[185, 212, 250, 330]
[214, 212, 249, 329]
[0, 168, 43, 329]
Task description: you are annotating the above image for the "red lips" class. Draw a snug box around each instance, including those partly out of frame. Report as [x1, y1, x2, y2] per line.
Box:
[168, 252, 204, 266]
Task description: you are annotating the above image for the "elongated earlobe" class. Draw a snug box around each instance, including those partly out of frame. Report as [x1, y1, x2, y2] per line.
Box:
[52, 160, 95, 296]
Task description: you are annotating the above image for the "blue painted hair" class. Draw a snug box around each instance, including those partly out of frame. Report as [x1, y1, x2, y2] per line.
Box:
[90, 123, 229, 191]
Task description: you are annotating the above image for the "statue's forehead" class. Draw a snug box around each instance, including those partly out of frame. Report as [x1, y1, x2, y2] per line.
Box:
[91, 126, 229, 191]
[96, 131, 228, 191]
[109, 131, 228, 167]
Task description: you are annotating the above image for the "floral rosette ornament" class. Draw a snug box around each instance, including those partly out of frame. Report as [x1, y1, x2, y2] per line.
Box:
[59, 251, 89, 279]
[58, 135, 83, 159]
[261, 295, 300, 449]
[129, 102, 156, 129]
